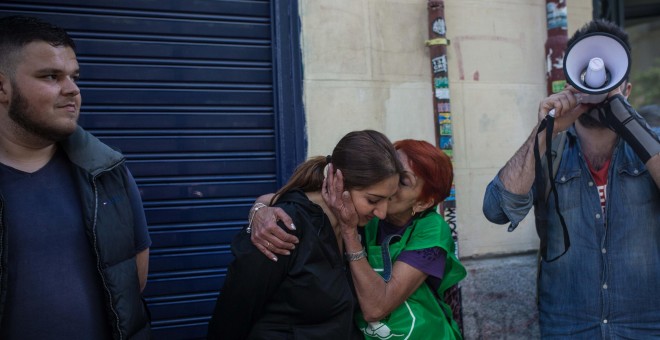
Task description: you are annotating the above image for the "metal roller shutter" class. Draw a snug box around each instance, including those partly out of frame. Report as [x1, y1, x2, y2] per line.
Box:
[0, 1, 304, 338]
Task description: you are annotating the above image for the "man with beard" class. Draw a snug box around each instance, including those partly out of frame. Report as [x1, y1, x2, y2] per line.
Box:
[483, 19, 660, 338]
[0, 16, 151, 339]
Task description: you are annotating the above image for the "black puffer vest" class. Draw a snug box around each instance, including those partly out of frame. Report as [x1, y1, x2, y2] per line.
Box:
[0, 127, 151, 339]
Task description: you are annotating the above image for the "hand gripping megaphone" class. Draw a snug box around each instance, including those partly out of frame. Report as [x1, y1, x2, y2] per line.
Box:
[563, 32, 631, 104]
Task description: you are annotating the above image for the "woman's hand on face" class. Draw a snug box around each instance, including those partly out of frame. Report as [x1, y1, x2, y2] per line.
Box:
[322, 164, 359, 233]
[250, 206, 298, 262]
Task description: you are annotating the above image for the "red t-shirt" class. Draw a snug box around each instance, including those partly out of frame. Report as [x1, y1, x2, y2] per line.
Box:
[586, 157, 611, 214]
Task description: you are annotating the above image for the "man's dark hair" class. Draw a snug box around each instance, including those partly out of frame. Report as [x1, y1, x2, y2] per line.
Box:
[567, 18, 631, 54]
[0, 15, 75, 74]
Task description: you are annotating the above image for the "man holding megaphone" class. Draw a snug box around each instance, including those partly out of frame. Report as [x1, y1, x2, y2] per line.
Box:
[483, 19, 660, 338]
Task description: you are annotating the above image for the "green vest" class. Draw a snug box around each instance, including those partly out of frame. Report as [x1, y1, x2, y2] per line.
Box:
[356, 211, 466, 340]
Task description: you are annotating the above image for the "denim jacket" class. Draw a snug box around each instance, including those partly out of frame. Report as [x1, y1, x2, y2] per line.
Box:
[483, 126, 660, 339]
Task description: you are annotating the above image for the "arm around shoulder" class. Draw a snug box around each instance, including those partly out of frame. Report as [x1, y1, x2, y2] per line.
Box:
[249, 194, 299, 261]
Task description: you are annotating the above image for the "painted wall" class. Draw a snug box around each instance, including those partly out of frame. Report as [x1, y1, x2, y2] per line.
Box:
[298, 0, 592, 258]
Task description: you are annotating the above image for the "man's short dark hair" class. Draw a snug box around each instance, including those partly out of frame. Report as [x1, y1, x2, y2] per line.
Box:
[567, 19, 631, 54]
[0, 15, 75, 74]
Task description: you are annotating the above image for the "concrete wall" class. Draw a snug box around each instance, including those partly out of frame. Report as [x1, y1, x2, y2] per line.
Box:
[300, 0, 436, 152]
[298, 0, 592, 258]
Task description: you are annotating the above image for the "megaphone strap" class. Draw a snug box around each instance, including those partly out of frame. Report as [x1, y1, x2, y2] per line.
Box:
[534, 116, 571, 262]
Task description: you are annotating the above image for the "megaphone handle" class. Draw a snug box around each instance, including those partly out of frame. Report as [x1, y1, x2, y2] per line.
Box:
[602, 95, 660, 163]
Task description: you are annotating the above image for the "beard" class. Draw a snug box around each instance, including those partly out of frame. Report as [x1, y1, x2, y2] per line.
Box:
[8, 85, 76, 143]
[578, 107, 610, 130]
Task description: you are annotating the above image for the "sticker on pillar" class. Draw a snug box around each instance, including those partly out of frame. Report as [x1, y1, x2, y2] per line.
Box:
[445, 185, 456, 204]
[432, 18, 446, 36]
[432, 55, 447, 74]
[438, 102, 451, 113]
[438, 114, 452, 135]
[546, 3, 567, 30]
[435, 88, 450, 100]
[434, 77, 449, 88]
[552, 80, 566, 94]
[439, 135, 453, 150]
[546, 49, 564, 74]
[442, 149, 453, 159]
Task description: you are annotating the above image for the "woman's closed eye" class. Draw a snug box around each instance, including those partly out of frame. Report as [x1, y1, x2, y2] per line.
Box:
[400, 171, 417, 188]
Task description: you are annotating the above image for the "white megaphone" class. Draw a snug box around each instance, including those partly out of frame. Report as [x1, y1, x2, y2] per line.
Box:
[563, 32, 631, 104]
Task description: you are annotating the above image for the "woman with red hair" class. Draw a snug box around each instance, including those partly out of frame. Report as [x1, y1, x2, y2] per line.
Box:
[250, 139, 466, 339]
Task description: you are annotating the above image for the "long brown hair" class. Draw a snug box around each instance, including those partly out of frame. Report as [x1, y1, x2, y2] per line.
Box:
[272, 130, 403, 204]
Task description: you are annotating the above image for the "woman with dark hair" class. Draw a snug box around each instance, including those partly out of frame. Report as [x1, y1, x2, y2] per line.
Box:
[207, 130, 403, 340]
[250, 139, 466, 339]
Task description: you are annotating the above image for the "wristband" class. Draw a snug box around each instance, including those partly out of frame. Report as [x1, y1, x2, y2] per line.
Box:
[345, 248, 367, 262]
[246, 202, 267, 234]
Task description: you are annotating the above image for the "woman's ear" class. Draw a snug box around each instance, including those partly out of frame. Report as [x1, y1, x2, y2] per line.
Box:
[415, 198, 435, 213]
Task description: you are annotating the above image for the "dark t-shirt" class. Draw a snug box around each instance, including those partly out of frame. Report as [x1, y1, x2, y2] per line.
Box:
[0, 149, 151, 339]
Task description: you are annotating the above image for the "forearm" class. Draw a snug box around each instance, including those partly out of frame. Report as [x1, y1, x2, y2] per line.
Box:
[255, 193, 275, 205]
[342, 229, 425, 321]
[646, 153, 660, 189]
[136, 248, 149, 292]
[342, 230, 388, 320]
[499, 124, 546, 195]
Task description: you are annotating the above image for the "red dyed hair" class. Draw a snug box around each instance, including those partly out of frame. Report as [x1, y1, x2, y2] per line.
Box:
[393, 139, 453, 205]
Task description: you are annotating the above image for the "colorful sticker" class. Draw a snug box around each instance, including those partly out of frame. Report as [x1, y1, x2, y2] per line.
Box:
[432, 55, 448, 74]
[432, 18, 446, 36]
[438, 113, 451, 124]
[438, 114, 452, 135]
[435, 88, 450, 100]
[440, 122, 452, 136]
[439, 135, 453, 150]
[546, 3, 567, 30]
[552, 80, 566, 93]
[437, 102, 451, 113]
[445, 186, 456, 204]
[434, 77, 449, 88]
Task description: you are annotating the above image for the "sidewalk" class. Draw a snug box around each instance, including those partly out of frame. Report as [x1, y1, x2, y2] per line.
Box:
[460, 252, 540, 339]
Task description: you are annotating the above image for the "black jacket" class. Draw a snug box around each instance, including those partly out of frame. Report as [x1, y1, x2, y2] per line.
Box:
[208, 189, 362, 340]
